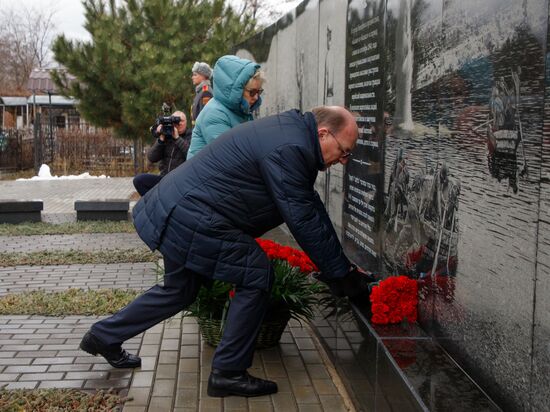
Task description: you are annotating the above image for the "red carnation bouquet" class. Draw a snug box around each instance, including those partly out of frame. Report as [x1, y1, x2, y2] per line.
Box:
[190, 238, 323, 324]
[255, 238, 317, 273]
[370, 275, 418, 325]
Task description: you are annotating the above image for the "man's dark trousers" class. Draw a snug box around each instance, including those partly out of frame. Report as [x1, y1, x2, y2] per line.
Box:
[212, 285, 269, 371]
[90, 256, 269, 371]
[133, 173, 163, 196]
[90, 256, 203, 346]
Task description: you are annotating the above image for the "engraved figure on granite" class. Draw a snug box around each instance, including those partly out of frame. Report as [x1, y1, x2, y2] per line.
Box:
[485, 69, 528, 193]
[383, 151, 460, 297]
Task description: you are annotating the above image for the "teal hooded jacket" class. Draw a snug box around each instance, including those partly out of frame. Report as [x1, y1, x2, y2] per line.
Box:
[187, 55, 261, 159]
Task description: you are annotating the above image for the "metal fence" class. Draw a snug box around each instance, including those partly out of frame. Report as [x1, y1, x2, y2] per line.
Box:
[0, 129, 34, 171]
[0, 126, 144, 176]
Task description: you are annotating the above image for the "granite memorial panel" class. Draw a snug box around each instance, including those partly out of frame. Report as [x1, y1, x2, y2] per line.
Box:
[316, 0, 349, 232]
[343, 0, 386, 273]
[275, 12, 300, 113]
[433, 1, 543, 409]
[235, 0, 550, 409]
[530, 5, 550, 410]
[341, 0, 548, 409]
[234, 24, 278, 117]
[295, 0, 320, 113]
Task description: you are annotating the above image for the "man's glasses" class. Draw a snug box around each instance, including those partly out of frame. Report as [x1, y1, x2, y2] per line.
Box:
[327, 130, 352, 159]
[245, 88, 264, 98]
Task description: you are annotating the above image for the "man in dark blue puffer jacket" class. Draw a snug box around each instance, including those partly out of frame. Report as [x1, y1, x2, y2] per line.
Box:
[79, 106, 373, 397]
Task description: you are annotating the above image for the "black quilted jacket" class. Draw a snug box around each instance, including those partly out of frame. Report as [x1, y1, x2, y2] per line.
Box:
[133, 109, 351, 290]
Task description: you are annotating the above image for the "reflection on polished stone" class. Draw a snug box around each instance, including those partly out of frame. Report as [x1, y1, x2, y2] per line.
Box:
[353, 300, 428, 338]
[532, 219, 550, 409]
[372, 322, 428, 339]
[312, 298, 502, 411]
[375, 344, 425, 412]
[381, 339, 501, 412]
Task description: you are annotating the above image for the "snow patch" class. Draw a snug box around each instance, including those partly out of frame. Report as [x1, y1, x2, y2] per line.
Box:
[16, 164, 109, 181]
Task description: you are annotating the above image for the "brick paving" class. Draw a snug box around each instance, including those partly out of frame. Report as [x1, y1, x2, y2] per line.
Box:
[122, 316, 350, 412]
[1, 313, 350, 411]
[0, 315, 141, 391]
[0, 177, 135, 211]
[0, 179, 353, 411]
[0, 262, 158, 295]
[0, 177, 136, 223]
[0, 232, 145, 253]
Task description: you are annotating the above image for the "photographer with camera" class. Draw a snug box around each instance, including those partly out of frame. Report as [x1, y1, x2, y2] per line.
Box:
[133, 110, 191, 196]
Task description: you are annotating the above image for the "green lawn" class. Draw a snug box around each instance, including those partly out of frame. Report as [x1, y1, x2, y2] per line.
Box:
[0, 221, 135, 236]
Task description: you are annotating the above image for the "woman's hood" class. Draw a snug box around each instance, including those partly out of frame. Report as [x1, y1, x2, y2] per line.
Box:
[212, 55, 261, 115]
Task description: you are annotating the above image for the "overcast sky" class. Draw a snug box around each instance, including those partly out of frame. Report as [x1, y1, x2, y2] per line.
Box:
[0, 0, 302, 43]
[0, 0, 90, 41]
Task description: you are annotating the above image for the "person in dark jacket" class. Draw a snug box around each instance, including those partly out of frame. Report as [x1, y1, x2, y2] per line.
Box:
[190, 61, 213, 126]
[132, 110, 192, 196]
[79, 106, 374, 397]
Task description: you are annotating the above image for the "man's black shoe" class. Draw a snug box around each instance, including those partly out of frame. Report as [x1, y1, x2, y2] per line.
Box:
[207, 369, 278, 397]
[80, 331, 141, 369]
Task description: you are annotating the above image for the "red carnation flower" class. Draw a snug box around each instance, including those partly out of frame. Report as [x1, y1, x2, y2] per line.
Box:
[255, 238, 316, 273]
[370, 276, 418, 325]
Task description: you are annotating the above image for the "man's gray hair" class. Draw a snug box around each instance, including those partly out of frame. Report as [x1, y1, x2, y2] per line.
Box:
[173, 110, 186, 120]
[311, 106, 351, 134]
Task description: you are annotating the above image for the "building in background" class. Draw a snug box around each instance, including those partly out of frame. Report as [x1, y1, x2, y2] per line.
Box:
[1, 68, 86, 130]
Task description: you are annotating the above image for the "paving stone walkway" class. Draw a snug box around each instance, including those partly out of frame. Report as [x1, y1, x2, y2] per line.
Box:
[0, 262, 158, 294]
[0, 315, 141, 391]
[0, 296, 350, 412]
[0, 179, 353, 411]
[0, 177, 136, 223]
[0, 233, 145, 253]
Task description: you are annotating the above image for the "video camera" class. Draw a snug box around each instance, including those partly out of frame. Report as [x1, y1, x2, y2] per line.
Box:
[153, 103, 181, 140]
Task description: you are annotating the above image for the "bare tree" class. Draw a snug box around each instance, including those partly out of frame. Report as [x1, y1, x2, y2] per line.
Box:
[233, 0, 298, 28]
[0, 3, 57, 93]
[0, 36, 13, 92]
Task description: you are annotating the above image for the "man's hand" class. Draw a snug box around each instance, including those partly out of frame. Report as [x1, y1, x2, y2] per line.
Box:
[156, 125, 165, 142]
[314, 266, 376, 298]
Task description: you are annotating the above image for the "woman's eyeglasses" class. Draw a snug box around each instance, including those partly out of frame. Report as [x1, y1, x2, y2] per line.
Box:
[245, 88, 264, 98]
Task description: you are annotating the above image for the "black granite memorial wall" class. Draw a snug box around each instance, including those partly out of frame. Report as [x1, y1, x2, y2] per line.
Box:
[235, 0, 550, 409]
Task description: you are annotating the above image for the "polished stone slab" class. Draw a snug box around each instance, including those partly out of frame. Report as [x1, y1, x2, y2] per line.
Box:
[0, 199, 43, 223]
[311, 300, 502, 412]
[75, 199, 129, 221]
[380, 339, 500, 412]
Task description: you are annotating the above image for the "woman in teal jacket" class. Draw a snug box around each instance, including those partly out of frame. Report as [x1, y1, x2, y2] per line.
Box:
[187, 55, 264, 159]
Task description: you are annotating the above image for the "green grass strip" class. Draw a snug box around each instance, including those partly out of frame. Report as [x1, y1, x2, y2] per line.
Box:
[0, 289, 141, 316]
[0, 248, 159, 267]
[0, 388, 129, 411]
[0, 221, 135, 236]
